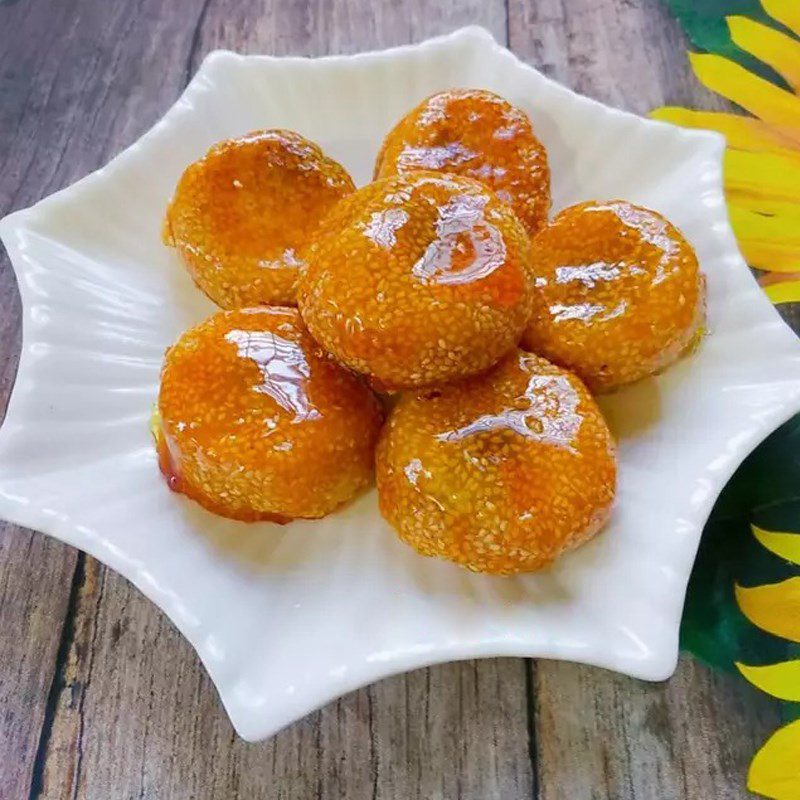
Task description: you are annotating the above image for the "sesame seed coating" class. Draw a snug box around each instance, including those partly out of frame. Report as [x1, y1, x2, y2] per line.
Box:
[163, 130, 355, 308]
[521, 201, 705, 393]
[297, 171, 534, 390]
[156, 307, 383, 521]
[376, 350, 617, 575]
[374, 89, 551, 237]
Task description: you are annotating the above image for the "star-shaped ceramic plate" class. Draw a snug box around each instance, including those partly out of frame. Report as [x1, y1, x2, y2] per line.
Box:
[2, 27, 800, 741]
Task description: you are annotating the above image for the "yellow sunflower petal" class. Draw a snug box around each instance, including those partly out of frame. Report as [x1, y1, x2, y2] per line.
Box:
[736, 660, 800, 701]
[726, 150, 800, 203]
[650, 107, 799, 154]
[748, 719, 800, 799]
[736, 578, 800, 642]
[764, 279, 800, 304]
[737, 239, 800, 272]
[728, 202, 800, 271]
[762, 0, 800, 39]
[753, 525, 800, 564]
[741, 247, 799, 273]
[729, 195, 800, 217]
[729, 205, 800, 246]
[728, 16, 800, 91]
[690, 53, 800, 142]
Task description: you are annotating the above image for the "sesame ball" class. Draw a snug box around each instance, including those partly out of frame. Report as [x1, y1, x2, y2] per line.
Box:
[522, 201, 705, 392]
[155, 307, 383, 522]
[163, 130, 355, 308]
[374, 89, 551, 237]
[297, 171, 534, 391]
[376, 350, 616, 575]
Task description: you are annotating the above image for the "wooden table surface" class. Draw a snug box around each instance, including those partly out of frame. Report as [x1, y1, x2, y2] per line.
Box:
[0, 0, 790, 797]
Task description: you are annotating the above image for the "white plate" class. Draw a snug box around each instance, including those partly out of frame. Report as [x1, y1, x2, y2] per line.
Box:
[2, 27, 800, 741]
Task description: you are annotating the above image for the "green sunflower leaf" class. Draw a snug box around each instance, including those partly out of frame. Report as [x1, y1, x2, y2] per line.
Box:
[680, 415, 800, 671]
[662, 0, 792, 86]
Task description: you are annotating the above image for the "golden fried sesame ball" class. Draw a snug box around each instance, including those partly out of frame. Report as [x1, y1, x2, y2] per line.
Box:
[163, 130, 355, 308]
[521, 201, 705, 393]
[155, 307, 383, 522]
[374, 89, 551, 237]
[297, 171, 534, 391]
[376, 350, 616, 575]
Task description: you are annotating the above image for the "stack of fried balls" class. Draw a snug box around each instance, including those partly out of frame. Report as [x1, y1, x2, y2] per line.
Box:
[155, 89, 705, 575]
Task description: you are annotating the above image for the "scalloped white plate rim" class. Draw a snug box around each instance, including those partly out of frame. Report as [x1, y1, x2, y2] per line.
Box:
[2, 27, 800, 741]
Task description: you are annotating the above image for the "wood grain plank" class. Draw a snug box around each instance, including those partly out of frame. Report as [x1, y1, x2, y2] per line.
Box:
[533, 657, 780, 800]
[19, 2, 533, 800]
[508, 0, 727, 114]
[184, 0, 506, 72]
[44, 568, 532, 799]
[0, 528, 75, 798]
[508, 1, 786, 797]
[0, 0, 208, 795]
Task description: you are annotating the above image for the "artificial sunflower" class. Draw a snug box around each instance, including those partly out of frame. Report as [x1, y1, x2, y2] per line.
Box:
[683, 415, 800, 799]
[651, 0, 800, 303]
[652, 6, 800, 794]
[736, 526, 800, 798]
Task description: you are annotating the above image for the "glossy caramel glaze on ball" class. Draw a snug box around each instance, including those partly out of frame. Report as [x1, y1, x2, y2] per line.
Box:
[297, 172, 534, 390]
[163, 130, 355, 308]
[374, 89, 551, 237]
[155, 308, 383, 521]
[521, 201, 705, 393]
[376, 351, 616, 574]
